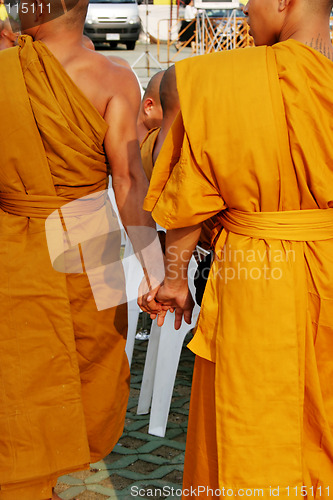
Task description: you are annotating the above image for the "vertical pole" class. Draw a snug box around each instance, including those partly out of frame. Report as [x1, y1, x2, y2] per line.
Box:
[145, 0, 150, 77]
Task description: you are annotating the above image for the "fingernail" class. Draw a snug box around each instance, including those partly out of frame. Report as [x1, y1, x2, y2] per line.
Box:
[147, 295, 152, 301]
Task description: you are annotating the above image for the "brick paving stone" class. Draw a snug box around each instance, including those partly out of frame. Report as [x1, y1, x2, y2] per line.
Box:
[101, 474, 134, 490]
[127, 459, 159, 473]
[119, 436, 148, 448]
[57, 485, 86, 499]
[151, 446, 183, 460]
[85, 471, 111, 484]
[101, 455, 139, 471]
[55, 336, 194, 499]
[60, 475, 85, 486]
[76, 491, 110, 500]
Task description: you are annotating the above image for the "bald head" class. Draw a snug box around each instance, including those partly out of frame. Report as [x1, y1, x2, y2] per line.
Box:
[61, 0, 89, 29]
[137, 71, 165, 143]
[19, 0, 89, 33]
[305, 0, 333, 14]
[159, 66, 180, 119]
[143, 71, 165, 103]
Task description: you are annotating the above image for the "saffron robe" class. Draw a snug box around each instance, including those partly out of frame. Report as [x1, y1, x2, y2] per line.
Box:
[140, 127, 216, 250]
[0, 36, 129, 499]
[140, 127, 160, 181]
[144, 40, 333, 496]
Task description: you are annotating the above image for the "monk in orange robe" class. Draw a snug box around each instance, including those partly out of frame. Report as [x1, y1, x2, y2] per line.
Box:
[140, 0, 333, 496]
[137, 71, 165, 144]
[140, 70, 215, 255]
[0, 1, 161, 499]
[140, 127, 161, 180]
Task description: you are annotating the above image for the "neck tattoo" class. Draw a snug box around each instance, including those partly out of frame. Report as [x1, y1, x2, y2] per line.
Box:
[306, 35, 333, 61]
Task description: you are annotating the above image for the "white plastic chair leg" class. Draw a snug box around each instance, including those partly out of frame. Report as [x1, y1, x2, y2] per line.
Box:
[147, 311, 190, 437]
[125, 305, 141, 366]
[137, 319, 161, 414]
[123, 239, 143, 367]
[144, 256, 200, 437]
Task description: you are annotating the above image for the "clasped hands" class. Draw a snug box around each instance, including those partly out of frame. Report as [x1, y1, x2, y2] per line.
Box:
[137, 277, 195, 330]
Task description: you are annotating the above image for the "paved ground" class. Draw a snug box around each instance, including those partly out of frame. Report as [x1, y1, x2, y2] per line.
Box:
[54, 329, 195, 500]
[95, 40, 193, 89]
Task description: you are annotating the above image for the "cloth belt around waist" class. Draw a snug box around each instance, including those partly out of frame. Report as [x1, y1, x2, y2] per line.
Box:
[217, 208, 333, 242]
[0, 191, 108, 219]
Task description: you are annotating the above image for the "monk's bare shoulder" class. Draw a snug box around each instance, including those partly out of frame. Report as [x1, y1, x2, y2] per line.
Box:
[65, 48, 140, 117]
[105, 54, 131, 69]
[86, 50, 137, 90]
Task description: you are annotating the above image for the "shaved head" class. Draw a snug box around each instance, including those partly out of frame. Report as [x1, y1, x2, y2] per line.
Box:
[306, 0, 333, 14]
[61, 0, 89, 29]
[137, 71, 165, 142]
[19, 0, 89, 31]
[143, 71, 165, 104]
[159, 67, 180, 119]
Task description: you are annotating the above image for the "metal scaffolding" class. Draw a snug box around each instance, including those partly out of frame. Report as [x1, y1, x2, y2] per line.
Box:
[157, 9, 254, 65]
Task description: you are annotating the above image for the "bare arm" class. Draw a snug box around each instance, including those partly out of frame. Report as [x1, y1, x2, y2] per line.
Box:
[140, 224, 202, 328]
[104, 67, 164, 293]
[163, 224, 202, 289]
[103, 68, 153, 230]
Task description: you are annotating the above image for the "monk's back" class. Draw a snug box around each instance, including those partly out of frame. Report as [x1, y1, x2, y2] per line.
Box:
[274, 40, 333, 210]
[49, 45, 131, 117]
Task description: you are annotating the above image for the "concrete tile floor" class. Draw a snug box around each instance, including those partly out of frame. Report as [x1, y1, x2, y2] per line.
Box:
[55, 332, 194, 500]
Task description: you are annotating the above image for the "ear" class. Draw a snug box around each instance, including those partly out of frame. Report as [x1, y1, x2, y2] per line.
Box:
[278, 0, 292, 12]
[34, 0, 44, 22]
[143, 97, 154, 115]
[1, 28, 14, 40]
[5, 28, 18, 42]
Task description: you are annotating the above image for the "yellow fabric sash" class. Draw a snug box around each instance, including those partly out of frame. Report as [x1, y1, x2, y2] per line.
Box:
[218, 207, 333, 241]
[0, 190, 107, 219]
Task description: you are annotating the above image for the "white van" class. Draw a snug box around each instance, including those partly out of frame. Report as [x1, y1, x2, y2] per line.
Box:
[84, 0, 141, 50]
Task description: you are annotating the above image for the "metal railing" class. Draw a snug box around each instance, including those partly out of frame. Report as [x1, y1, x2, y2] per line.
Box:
[195, 10, 253, 55]
[157, 17, 196, 64]
[157, 13, 333, 66]
[157, 10, 254, 65]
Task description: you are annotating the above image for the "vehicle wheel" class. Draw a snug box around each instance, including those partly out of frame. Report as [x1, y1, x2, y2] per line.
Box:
[109, 41, 118, 49]
[126, 41, 136, 50]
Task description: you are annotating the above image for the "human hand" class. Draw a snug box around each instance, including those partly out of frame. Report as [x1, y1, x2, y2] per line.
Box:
[137, 276, 173, 320]
[153, 282, 195, 329]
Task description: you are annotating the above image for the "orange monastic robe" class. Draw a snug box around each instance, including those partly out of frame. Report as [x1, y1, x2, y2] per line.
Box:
[0, 36, 129, 499]
[144, 40, 333, 496]
[140, 127, 160, 181]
